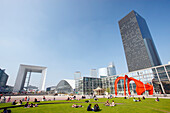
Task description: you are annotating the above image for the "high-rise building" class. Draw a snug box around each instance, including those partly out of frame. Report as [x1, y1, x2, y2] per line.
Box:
[98, 68, 108, 78]
[74, 71, 81, 94]
[74, 71, 81, 80]
[98, 62, 117, 78]
[90, 69, 98, 78]
[0, 68, 9, 87]
[107, 62, 116, 76]
[119, 10, 162, 72]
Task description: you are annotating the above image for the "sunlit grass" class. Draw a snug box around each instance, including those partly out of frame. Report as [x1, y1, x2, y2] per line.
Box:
[0, 97, 170, 113]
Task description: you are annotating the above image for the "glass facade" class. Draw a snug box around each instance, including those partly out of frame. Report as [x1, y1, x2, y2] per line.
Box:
[56, 80, 75, 94]
[90, 69, 98, 78]
[77, 64, 170, 95]
[0, 69, 9, 87]
[119, 10, 161, 72]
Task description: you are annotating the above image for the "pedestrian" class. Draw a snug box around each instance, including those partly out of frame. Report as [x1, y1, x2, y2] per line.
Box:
[7, 96, 11, 102]
[27, 96, 30, 101]
[3, 97, 6, 103]
[25, 96, 27, 101]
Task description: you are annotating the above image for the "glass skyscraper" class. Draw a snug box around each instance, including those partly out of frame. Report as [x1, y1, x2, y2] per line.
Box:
[119, 10, 162, 72]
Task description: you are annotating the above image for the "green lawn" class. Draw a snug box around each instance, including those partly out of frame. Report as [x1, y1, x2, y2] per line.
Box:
[0, 98, 170, 113]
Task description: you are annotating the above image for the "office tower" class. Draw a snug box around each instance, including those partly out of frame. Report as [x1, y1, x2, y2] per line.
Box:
[74, 71, 81, 80]
[119, 10, 162, 72]
[107, 62, 116, 76]
[98, 68, 108, 78]
[74, 71, 81, 94]
[90, 69, 98, 78]
[0, 68, 9, 87]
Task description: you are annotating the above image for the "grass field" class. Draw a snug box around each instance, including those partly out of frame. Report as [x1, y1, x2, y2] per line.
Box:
[0, 97, 170, 113]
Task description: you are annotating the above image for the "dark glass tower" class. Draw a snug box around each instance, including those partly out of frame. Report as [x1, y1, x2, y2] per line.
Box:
[119, 10, 162, 72]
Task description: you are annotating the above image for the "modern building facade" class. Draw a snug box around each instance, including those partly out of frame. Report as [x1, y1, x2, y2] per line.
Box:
[13, 64, 47, 92]
[119, 10, 162, 72]
[74, 71, 81, 80]
[74, 71, 81, 94]
[0, 68, 9, 87]
[56, 79, 75, 94]
[98, 62, 116, 78]
[76, 77, 102, 95]
[76, 64, 170, 95]
[90, 69, 98, 78]
[98, 68, 108, 78]
[107, 62, 116, 76]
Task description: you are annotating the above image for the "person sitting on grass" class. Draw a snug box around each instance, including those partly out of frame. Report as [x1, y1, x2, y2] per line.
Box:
[138, 97, 141, 102]
[12, 100, 17, 105]
[155, 97, 159, 102]
[2, 108, 11, 113]
[87, 104, 93, 111]
[30, 103, 34, 107]
[94, 104, 100, 111]
[110, 100, 116, 106]
[19, 100, 22, 104]
[24, 102, 29, 108]
[34, 98, 40, 102]
[133, 98, 137, 102]
[66, 97, 70, 101]
[94, 97, 98, 101]
[105, 100, 110, 106]
[42, 96, 46, 101]
[35, 104, 38, 107]
[142, 96, 145, 100]
[16, 100, 22, 105]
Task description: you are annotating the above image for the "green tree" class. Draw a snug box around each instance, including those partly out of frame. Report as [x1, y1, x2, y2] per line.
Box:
[106, 88, 111, 94]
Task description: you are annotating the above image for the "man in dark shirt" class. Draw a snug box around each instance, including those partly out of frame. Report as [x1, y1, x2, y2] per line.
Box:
[12, 100, 17, 105]
[87, 104, 93, 111]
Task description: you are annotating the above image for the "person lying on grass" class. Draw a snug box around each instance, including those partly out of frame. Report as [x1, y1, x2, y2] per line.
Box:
[85, 100, 90, 103]
[72, 104, 83, 108]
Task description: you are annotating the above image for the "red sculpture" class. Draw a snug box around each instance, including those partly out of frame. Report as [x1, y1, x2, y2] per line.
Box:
[115, 75, 153, 96]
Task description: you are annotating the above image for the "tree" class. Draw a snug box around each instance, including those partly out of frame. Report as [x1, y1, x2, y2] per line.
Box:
[106, 88, 111, 94]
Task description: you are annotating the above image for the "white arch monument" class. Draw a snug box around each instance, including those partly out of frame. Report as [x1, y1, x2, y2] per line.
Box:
[13, 64, 47, 92]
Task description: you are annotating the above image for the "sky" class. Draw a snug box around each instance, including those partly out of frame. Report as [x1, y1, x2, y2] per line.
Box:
[0, 0, 170, 88]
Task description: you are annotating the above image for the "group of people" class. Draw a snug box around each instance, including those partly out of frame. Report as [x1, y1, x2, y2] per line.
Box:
[105, 100, 115, 106]
[0, 96, 11, 103]
[24, 102, 38, 108]
[66, 97, 73, 101]
[87, 104, 101, 112]
[66, 96, 77, 101]
[12, 100, 22, 105]
[22, 96, 30, 101]
[133, 97, 141, 102]
[93, 95, 98, 101]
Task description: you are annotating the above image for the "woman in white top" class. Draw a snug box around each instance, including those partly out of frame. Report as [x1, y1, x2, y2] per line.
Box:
[110, 100, 115, 106]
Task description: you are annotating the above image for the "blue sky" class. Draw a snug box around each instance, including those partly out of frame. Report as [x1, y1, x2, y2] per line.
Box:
[0, 0, 170, 88]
